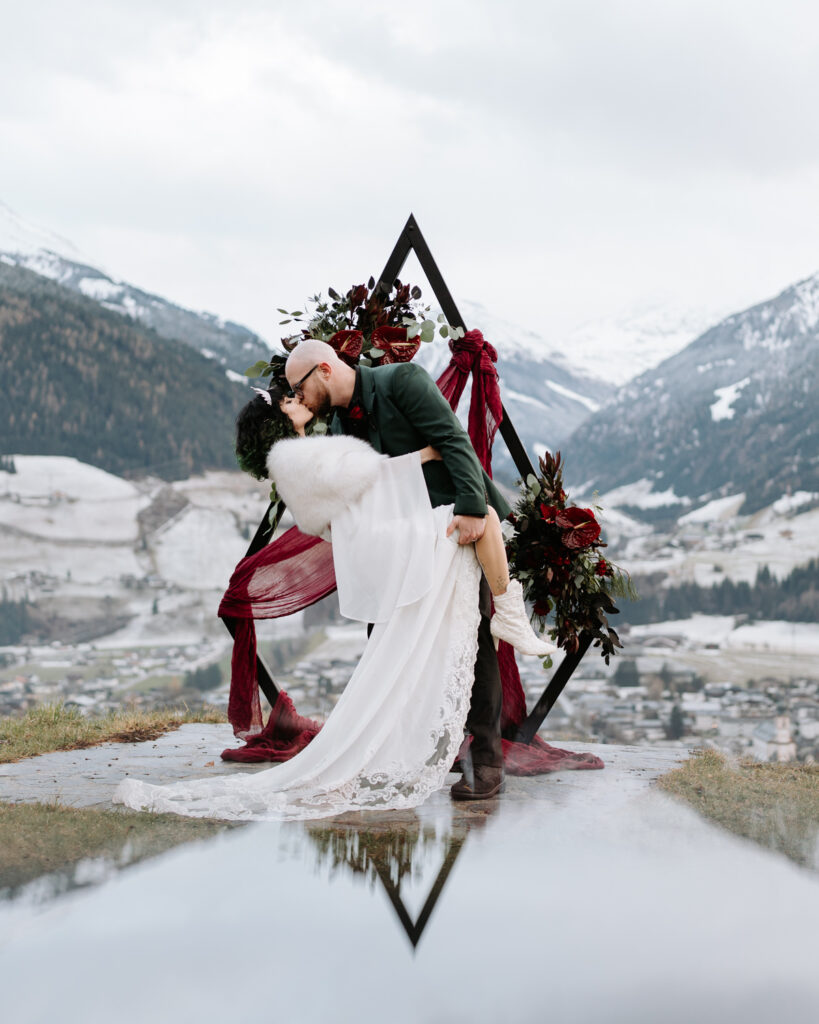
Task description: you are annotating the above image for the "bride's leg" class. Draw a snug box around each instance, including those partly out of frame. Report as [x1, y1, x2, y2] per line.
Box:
[475, 508, 557, 656]
[474, 507, 510, 596]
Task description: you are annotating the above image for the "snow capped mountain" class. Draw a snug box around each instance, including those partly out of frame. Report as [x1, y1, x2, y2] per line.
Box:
[559, 303, 727, 386]
[0, 201, 269, 371]
[566, 272, 819, 515]
[0, 200, 90, 265]
[411, 298, 615, 483]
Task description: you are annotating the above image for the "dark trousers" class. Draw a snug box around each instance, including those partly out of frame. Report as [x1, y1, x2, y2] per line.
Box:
[466, 574, 504, 767]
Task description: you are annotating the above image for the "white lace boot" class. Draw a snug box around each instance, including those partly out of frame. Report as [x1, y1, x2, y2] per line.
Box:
[490, 579, 558, 656]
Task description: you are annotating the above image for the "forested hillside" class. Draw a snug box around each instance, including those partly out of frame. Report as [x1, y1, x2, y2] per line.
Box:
[0, 264, 248, 478]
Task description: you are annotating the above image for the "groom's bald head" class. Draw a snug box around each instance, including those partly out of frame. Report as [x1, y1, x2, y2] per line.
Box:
[285, 339, 356, 414]
[285, 339, 340, 379]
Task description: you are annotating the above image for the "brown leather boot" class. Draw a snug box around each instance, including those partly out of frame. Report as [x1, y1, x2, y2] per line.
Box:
[450, 764, 505, 801]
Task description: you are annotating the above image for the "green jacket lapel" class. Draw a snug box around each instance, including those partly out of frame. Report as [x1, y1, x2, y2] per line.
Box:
[359, 365, 382, 453]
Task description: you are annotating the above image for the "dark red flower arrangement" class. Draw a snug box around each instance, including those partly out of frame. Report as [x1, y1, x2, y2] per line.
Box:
[506, 450, 634, 662]
[247, 279, 463, 384]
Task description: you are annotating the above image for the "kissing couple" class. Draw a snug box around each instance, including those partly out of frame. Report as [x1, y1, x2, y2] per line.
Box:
[115, 340, 555, 821]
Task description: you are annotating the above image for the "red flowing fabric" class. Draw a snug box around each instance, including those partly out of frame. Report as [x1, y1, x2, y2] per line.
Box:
[220, 332, 603, 774]
[435, 329, 503, 477]
[219, 526, 336, 737]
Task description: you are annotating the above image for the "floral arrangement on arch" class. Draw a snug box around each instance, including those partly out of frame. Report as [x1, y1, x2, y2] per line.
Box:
[245, 278, 462, 379]
[506, 450, 635, 663]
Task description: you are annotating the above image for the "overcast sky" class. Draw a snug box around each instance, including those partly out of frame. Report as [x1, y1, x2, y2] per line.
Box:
[2, 0, 819, 344]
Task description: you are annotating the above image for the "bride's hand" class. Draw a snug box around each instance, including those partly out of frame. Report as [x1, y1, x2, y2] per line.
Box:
[418, 446, 442, 464]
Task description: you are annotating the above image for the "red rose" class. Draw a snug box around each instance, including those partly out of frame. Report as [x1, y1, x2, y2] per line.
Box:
[595, 558, 609, 577]
[533, 599, 551, 617]
[371, 325, 420, 364]
[556, 507, 601, 549]
[328, 330, 363, 364]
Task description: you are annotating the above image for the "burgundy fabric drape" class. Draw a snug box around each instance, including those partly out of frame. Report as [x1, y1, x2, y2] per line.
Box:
[220, 334, 602, 774]
[435, 329, 503, 477]
[218, 526, 336, 737]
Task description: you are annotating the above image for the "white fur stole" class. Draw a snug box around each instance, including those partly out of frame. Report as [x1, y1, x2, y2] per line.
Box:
[266, 435, 387, 538]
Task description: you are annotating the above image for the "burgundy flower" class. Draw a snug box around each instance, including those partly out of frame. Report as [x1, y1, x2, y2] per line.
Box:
[371, 325, 420, 364]
[328, 330, 363, 364]
[539, 503, 558, 522]
[556, 507, 601, 549]
[346, 402, 366, 422]
[533, 599, 551, 617]
[350, 284, 368, 306]
[595, 558, 609, 577]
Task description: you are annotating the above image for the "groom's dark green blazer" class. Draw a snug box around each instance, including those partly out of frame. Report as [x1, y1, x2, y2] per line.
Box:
[329, 362, 511, 519]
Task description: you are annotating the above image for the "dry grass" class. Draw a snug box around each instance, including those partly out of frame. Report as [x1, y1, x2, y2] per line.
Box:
[0, 799, 237, 894]
[658, 748, 819, 870]
[0, 702, 228, 764]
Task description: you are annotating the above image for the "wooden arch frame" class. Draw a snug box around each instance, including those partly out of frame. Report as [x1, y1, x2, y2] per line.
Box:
[223, 215, 593, 744]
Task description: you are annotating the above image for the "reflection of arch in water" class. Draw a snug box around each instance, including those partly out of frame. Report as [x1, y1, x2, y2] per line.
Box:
[305, 812, 489, 950]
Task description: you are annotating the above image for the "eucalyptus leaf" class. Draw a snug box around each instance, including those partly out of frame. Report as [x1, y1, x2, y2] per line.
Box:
[439, 325, 449, 338]
[526, 474, 538, 489]
[244, 361, 270, 377]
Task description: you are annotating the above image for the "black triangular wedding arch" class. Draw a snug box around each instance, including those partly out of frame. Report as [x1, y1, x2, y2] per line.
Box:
[222, 214, 593, 743]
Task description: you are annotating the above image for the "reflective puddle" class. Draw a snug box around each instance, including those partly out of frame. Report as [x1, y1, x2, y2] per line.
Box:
[2, 783, 819, 1023]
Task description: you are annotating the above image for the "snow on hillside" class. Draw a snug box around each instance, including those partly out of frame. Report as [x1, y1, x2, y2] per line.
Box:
[0, 529, 145, 585]
[0, 456, 268, 597]
[153, 507, 250, 590]
[619, 500, 819, 586]
[0, 201, 88, 264]
[561, 303, 726, 386]
[0, 457, 149, 542]
[678, 494, 746, 525]
[630, 616, 819, 656]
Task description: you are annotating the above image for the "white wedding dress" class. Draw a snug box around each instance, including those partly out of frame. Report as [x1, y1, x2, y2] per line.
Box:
[114, 436, 481, 821]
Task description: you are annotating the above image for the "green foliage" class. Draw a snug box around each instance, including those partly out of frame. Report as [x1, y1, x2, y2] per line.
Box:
[0, 266, 247, 480]
[624, 559, 819, 625]
[667, 704, 685, 739]
[185, 663, 222, 692]
[613, 659, 640, 687]
[0, 590, 31, 645]
[506, 450, 631, 661]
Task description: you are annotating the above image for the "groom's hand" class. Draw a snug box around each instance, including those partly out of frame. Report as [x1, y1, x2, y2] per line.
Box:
[446, 514, 486, 545]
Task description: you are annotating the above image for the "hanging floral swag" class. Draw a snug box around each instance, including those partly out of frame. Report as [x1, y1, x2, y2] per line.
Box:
[506, 451, 636, 664]
[245, 278, 463, 380]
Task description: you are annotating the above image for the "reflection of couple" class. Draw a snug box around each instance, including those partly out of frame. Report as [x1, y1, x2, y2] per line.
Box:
[115, 340, 554, 820]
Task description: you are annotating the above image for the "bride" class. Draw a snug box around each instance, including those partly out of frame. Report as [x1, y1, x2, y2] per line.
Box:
[114, 386, 554, 822]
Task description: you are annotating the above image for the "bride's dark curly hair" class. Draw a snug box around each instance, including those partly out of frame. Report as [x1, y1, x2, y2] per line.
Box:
[234, 381, 296, 480]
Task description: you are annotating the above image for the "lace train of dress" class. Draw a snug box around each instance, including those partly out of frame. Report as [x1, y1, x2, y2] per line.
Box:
[114, 502, 481, 821]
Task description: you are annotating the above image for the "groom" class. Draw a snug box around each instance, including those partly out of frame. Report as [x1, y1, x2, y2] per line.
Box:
[285, 339, 511, 799]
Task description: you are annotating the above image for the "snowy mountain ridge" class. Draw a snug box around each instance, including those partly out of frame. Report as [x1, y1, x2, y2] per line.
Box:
[565, 271, 819, 515]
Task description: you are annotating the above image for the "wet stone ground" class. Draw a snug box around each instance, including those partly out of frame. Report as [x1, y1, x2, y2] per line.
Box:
[2, 732, 819, 1024]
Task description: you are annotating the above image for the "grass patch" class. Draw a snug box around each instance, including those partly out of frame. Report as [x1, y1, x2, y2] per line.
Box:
[0, 799, 238, 895]
[658, 749, 819, 870]
[0, 702, 228, 763]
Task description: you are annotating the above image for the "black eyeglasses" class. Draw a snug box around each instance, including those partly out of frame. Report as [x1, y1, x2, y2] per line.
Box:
[287, 364, 319, 398]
